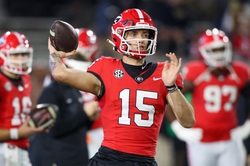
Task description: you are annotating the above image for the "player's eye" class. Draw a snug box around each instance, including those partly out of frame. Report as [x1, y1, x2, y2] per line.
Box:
[128, 31, 136, 37]
[211, 47, 225, 52]
[11, 53, 30, 57]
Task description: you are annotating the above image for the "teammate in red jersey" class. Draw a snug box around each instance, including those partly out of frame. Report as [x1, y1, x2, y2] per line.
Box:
[48, 8, 195, 166]
[0, 31, 44, 165]
[167, 28, 250, 166]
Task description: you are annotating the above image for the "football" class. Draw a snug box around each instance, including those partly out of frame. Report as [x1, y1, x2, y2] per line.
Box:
[49, 20, 78, 52]
[28, 103, 59, 129]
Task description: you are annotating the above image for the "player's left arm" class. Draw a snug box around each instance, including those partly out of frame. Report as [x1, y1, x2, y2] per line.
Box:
[166, 89, 195, 128]
[162, 53, 195, 128]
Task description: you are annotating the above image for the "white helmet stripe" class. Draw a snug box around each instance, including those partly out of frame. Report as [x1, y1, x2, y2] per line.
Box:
[212, 34, 219, 41]
[13, 32, 24, 46]
[212, 28, 219, 41]
[135, 9, 144, 22]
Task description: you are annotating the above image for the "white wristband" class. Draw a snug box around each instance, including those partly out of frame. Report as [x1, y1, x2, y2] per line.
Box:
[10, 128, 19, 140]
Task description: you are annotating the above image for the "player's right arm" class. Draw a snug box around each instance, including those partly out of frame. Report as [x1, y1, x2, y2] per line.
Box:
[48, 39, 101, 96]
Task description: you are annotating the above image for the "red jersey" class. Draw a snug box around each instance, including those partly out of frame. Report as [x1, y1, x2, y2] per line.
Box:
[183, 61, 249, 142]
[87, 56, 183, 157]
[0, 73, 32, 149]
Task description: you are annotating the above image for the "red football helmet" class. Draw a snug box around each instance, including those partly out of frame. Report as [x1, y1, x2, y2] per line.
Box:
[108, 8, 157, 59]
[76, 28, 98, 61]
[198, 28, 232, 68]
[0, 31, 33, 74]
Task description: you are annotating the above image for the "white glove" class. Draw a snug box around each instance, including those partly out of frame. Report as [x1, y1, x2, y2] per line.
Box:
[171, 120, 203, 143]
[230, 120, 250, 141]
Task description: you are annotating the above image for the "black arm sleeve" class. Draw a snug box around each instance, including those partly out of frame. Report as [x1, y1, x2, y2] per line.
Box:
[241, 80, 250, 99]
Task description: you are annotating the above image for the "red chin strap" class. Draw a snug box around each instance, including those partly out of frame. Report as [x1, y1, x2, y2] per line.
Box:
[0, 58, 3, 66]
[123, 54, 146, 60]
[127, 50, 148, 59]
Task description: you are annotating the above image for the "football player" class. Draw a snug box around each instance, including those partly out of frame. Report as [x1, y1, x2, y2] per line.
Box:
[167, 28, 250, 166]
[0, 31, 44, 166]
[74, 28, 103, 159]
[48, 8, 195, 166]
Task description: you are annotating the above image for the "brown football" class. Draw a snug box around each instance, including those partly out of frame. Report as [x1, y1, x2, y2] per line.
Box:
[49, 20, 78, 52]
[28, 104, 58, 129]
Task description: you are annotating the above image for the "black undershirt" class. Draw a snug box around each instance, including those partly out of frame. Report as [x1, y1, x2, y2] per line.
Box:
[122, 60, 148, 75]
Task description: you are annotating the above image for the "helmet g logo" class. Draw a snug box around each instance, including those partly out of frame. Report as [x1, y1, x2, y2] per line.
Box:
[114, 14, 122, 24]
[0, 37, 5, 46]
[123, 20, 134, 26]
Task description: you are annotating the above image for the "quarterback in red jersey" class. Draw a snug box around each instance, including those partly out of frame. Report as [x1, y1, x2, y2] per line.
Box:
[167, 28, 250, 166]
[48, 8, 195, 166]
[0, 31, 44, 166]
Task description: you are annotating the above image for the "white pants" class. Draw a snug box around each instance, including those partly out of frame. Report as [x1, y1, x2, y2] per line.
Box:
[0, 143, 31, 166]
[187, 140, 246, 166]
[87, 128, 104, 158]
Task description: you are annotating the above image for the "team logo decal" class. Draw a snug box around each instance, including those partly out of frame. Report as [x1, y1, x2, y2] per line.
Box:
[0, 37, 6, 46]
[4, 82, 12, 91]
[78, 96, 84, 103]
[114, 69, 124, 79]
[114, 14, 122, 24]
[123, 19, 134, 26]
[66, 98, 72, 104]
[135, 76, 143, 82]
[18, 85, 24, 92]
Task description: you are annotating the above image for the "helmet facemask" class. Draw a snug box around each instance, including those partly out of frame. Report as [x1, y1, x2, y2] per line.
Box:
[112, 24, 157, 59]
[0, 47, 33, 74]
[198, 28, 232, 69]
[199, 41, 232, 68]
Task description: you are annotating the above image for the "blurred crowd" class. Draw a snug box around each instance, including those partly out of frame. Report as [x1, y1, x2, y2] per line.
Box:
[2, 0, 250, 64]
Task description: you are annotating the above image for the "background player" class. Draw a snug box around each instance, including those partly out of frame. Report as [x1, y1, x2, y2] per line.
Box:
[48, 8, 195, 166]
[167, 28, 250, 166]
[75, 28, 103, 158]
[0, 31, 44, 166]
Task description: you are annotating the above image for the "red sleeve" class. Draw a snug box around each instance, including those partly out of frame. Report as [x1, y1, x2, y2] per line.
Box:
[87, 56, 105, 75]
[182, 61, 207, 82]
